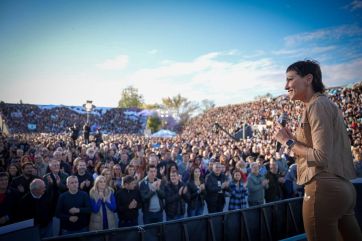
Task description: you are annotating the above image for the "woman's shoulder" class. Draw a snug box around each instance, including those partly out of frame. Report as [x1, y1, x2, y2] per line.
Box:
[307, 93, 338, 118]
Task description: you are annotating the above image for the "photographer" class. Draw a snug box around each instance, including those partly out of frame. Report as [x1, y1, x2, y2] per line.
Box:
[83, 123, 90, 145]
[70, 124, 80, 146]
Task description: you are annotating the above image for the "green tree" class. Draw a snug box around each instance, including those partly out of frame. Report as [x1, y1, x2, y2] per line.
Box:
[118, 86, 144, 108]
[161, 94, 200, 130]
[147, 114, 162, 133]
[200, 99, 215, 113]
[178, 100, 199, 125]
[161, 94, 187, 116]
[142, 103, 161, 109]
[254, 92, 273, 101]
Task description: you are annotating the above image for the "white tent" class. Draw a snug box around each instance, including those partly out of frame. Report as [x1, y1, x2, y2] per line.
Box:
[151, 129, 177, 138]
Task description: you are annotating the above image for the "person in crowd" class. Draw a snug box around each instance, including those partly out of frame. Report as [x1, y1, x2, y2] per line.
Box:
[0, 172, 15, 227]
[185, 167, 205, 217]
[89, 175, 117, 231]
[56, 175, 91, 235]
[7, 163, 20, 183]
[74, 159, 93, 193]
[177, 151, 189, 177]
[205, 162, 230, 213]
[247, 162, 268, 206]
[70, 123, 80, 146]
[115, 175, 142, 227]
[274, 60, 362, 241]
[18, 179, 54, 238]
[83, 123, 90, 145]
[228, 170, 248, 210]
[111, 164, 123, 191]
[93, 162, 106, 180]
[274, 152, 289, 176]
[43, 157, 68, 234]
[282, 163, 303, 198]
[124, 164, 136, 178]
[43, 159, 68, 218]
[94, 129, 103, 147]
[119, 153, 130, 174]
[101, 168, 113, 188]
[164, 171, 187, 221]
[264, 159, 284, 202]
[20, 155, 32, 166]
[139, 165, 165, 224]
[353, 150, 362, 177]
[256, 156, 267, 176]
[85, 147, 99, 171]
[10, 161, 36, 196]
[9, 148, 24, 166]
[53, 149, 71, 176]
[204, 159, 214, 177]
[33, 153, 48, 177]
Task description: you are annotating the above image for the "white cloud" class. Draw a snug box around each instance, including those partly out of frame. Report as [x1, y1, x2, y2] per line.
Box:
[96, 55, 129, 70]
[148, 49, 159, 55]
[127, 52, 285, 106]
[323, 59, 362, 86]
[284, 25, 362, 46]
[344, 0, 362, 11]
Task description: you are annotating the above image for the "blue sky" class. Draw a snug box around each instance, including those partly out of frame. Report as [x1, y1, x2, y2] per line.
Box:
[1, 0, 361, 107]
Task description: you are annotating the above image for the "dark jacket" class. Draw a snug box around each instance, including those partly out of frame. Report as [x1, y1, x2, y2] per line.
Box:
[43, 172, 69, 216]
[265, 171, 283, 202]
[139, 177, 165, 213]
[76, 172, 94, 194]
[164, 181, 186, 218]
[205, 172, 229, 212]
[185, 178, 205, 209]
[116, 188, 142, 222]
[10, 174, 36, 196]
[0, 188, 16, 226]
[18, 188, 54, 227]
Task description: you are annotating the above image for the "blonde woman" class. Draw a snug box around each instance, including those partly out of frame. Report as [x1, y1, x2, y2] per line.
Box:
[89, 175, 117, 231]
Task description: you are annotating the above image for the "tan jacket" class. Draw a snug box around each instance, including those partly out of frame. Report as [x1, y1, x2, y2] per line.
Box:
[295, 93, 356, 185]
[89, 189, 117, 231]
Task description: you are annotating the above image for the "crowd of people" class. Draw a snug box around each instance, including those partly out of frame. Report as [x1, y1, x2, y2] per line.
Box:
[0, 103, 145, 134]
[0, 82, 361, 238]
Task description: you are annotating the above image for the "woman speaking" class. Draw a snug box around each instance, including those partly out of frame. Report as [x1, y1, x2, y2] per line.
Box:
[274, 60, 362, 241]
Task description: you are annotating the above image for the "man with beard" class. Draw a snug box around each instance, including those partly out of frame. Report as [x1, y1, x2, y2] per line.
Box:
[11, 162, 36, 197]
[75, 159, 93, 193]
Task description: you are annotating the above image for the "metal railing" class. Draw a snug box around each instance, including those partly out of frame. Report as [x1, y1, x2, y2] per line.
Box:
[44, 197, 304, 241]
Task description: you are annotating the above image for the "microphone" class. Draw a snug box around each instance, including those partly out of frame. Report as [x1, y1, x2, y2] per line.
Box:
[276, 112, 288, 152]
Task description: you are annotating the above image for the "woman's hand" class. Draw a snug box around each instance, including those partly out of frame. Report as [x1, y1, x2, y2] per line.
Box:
[273, 126, 294, 145]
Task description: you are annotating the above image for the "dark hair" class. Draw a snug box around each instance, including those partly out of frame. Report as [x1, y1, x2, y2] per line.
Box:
[190, 166, 201, 181]
[0, 172, 9, 179]
[286, 60, 325, 93]
[21, 161, 34, 169]
[147, 164, 157, 172]
[166, 162, 179, 181]
[123, 175, 135, 184]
